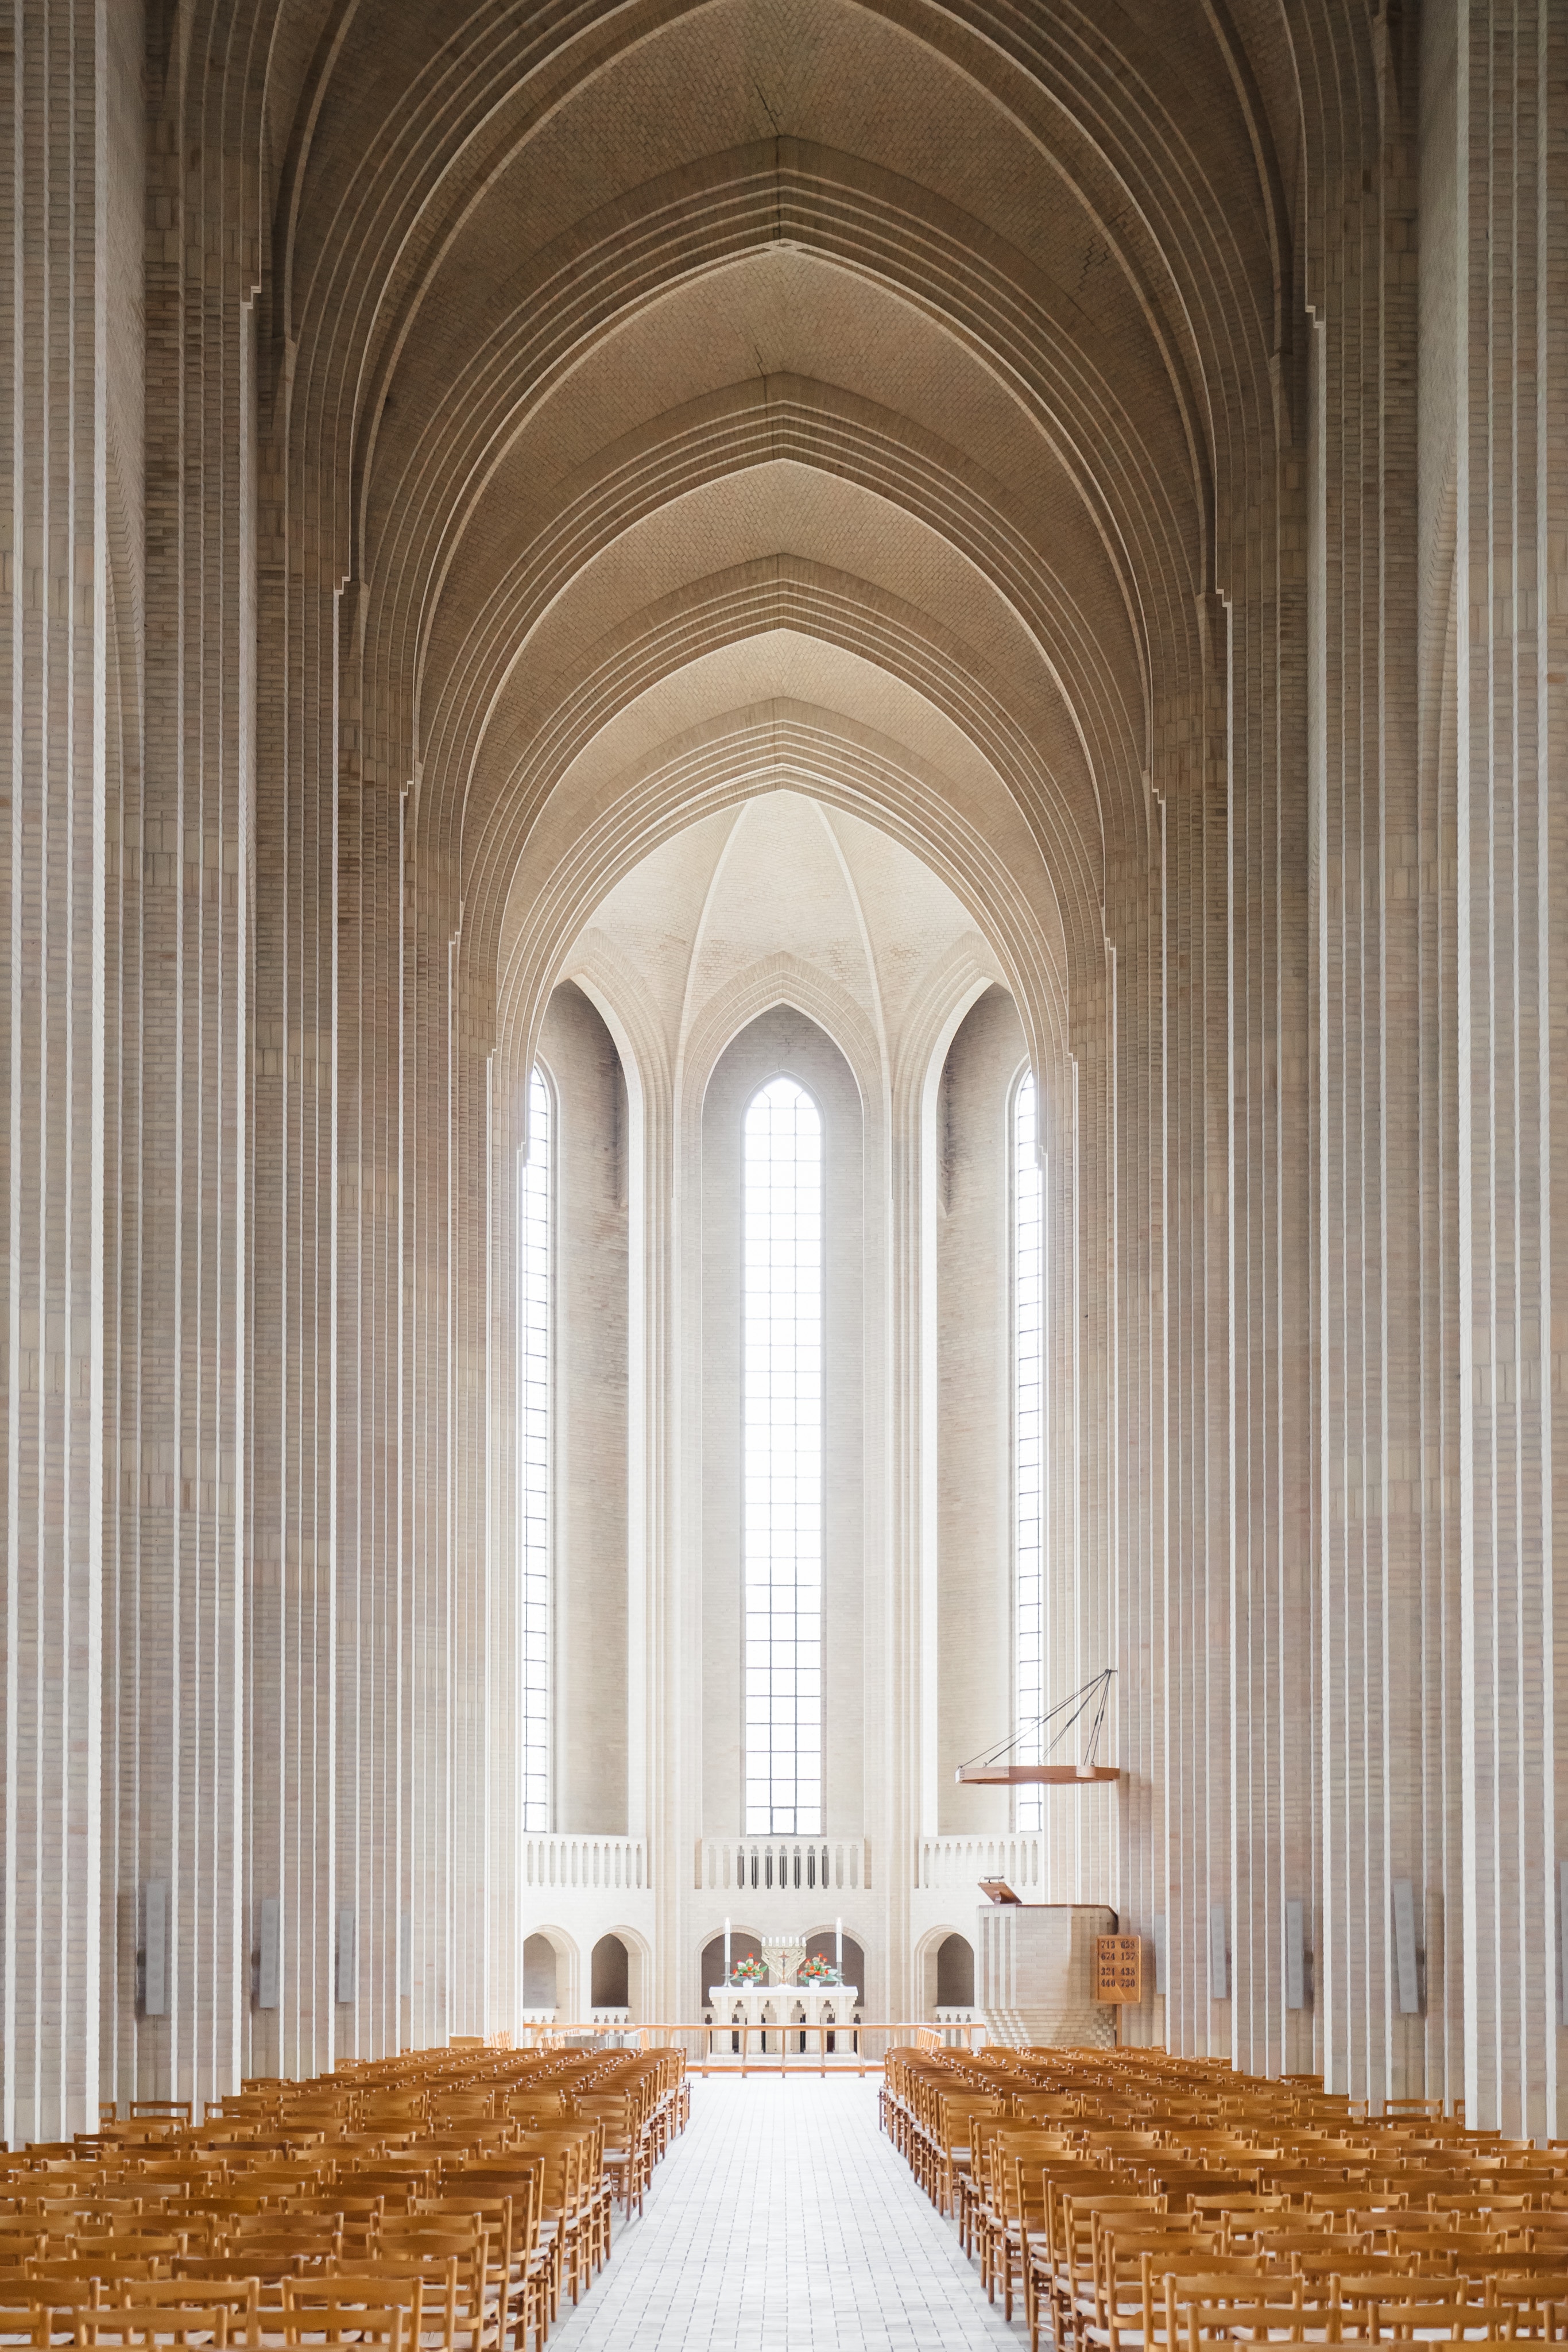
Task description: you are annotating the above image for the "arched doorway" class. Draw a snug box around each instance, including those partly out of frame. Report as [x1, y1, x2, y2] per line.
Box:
[936, 1933, 975, 2010]
[590, 1933, 630, 2013]
[523, 1933, 559, 2018]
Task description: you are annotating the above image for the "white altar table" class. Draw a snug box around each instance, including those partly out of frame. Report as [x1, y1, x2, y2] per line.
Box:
[707, 1984, 859, 2057]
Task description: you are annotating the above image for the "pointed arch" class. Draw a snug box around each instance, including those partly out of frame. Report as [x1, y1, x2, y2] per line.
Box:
[741, 1074, 826, 1837]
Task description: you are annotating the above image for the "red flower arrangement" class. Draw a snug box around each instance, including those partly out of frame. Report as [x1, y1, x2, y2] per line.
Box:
[729, 1954, 766, 1982]
[797, 1953, 841, 1983]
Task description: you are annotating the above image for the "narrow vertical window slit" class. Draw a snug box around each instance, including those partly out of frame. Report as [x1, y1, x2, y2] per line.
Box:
[518, 1065, 552, 1835]
[1015, 1070, 1045, 1835]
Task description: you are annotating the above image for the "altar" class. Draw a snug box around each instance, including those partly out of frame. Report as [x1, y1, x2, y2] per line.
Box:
[707, 1983, 859, 2055]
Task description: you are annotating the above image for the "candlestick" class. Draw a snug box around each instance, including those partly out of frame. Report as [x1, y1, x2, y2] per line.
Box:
[835, 1915, 842, 1979]
[723, 1916, 731, 1986]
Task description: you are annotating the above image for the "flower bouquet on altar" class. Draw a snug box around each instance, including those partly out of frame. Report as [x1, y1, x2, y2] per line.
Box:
[728, 1955, 766, 1984]
[797, 1953, 841, 1984]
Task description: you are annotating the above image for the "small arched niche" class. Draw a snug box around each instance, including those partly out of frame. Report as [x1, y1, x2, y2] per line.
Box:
[590, 1933, 630, 2011]
[523, 1932, 559, 2014]
[936, 1932, 975, 2009]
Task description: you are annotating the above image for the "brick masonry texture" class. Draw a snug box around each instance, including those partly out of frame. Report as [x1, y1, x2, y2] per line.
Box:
[0, 0, 1563, 2145]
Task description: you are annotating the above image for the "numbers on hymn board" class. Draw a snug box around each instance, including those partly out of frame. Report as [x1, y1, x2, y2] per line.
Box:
[1093, 1933, 1144, 2003]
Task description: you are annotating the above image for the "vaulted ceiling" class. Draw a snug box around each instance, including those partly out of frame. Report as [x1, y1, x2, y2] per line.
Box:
[243, 0, 1302, 1076]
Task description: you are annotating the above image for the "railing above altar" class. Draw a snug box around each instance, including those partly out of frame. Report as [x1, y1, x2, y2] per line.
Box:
[695, 1838, 870, 1893]
[916, 1835, 1044, 1893]
[522, 1835, 647, 1890]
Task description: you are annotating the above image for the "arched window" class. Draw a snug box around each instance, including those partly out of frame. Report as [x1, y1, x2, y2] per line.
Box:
[742, 1076, 823, 1835]
[518, 1064, 553, 1833]
[1013, 1069, 1045, 1833]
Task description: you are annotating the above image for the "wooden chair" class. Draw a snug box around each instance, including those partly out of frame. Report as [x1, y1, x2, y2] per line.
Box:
[273, 2292, 406, 2352]
[1483, 2274, 1568, 2339]
[1053, 2197, 1171, 2349]
[283, 2269, 454, 2352]
[427, 2179, 545, 2352]
[981, 2132, 1083, 2315]
[507, 2133, 605, 2304]
[930, 2097, 1005, 2221]
[1155, 2257, 1287, 2352]
[1077, 2231, 1203, 2352]
[409, 2202, 525, 2350]
[367, 2226, 490, 2352]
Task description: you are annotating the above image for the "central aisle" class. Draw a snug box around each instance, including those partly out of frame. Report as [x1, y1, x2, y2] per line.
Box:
[549, 2074, 1020, 2350]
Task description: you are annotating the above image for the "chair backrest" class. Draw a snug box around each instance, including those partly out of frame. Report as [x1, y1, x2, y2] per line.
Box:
[75, 2302, 242, 2346]
[22, 2265, 156, 2297]
[285, 2265, 450, 2345]
[0, 2305, 52, 2345]
[369, 2224, 487, 2305]
[276, 2296, 406, 2350]
[88, 2281, 258, 2321]
[33, 2250, 172, 2277]
[409, 2194, 518, 2264]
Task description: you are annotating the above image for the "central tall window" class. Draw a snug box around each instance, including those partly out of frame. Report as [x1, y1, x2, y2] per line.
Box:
[742, 1076, 824, 1835]
[518, 1064, 553, 1834]
[1014, 1070, 1046, 1833]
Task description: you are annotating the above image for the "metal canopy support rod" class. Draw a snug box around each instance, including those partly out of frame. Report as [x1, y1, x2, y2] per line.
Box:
[953, 1667, 1118, 1785]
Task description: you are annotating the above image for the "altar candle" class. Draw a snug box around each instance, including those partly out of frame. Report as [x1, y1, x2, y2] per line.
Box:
[723, 1917, 731, 1984]
[835, 1916, 842, 1978]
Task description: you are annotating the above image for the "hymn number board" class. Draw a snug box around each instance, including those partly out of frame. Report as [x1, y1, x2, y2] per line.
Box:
[1093, 1933, 1144, 2004]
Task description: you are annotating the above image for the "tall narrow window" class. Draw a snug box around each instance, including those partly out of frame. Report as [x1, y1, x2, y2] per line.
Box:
[742, 1077, 823, 1835]
[518, 1065, 553, 1833]
[1014, 1070, 1045, 1833]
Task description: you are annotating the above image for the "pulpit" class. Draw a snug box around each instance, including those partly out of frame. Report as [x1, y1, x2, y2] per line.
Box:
[977, 1902, 1117, 2048]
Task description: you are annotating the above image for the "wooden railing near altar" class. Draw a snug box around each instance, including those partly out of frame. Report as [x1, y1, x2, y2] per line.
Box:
[510, 2021, 988, 2076]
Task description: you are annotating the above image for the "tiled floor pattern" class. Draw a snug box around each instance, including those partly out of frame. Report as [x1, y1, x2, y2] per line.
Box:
[549, 2073, 1020, 2349]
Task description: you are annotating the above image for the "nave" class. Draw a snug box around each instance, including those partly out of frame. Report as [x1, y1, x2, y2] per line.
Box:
[5, 0, 1567, 2145]
[550, 2075, 1013, 2352]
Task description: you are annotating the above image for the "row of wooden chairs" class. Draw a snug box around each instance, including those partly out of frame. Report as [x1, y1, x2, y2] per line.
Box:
[0, 2036, 687, 2352]
[883, 2045, 1568, 2351]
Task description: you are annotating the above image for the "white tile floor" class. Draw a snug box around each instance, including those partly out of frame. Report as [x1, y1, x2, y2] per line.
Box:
[548, 2074, 1022, 2350]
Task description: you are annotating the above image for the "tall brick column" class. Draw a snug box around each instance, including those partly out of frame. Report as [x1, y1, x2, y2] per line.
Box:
[0, 0, 143, 2145]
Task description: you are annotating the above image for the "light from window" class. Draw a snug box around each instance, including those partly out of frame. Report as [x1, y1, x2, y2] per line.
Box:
[1015, 1070, 1045, 1833]
[742, 1076, 823, 1836]
[518, 1065, 552, 1834]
